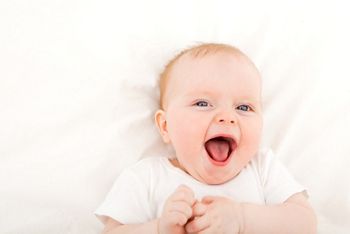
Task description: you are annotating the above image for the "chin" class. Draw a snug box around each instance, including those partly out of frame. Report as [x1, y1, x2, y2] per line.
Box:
[202, 172, 236, 185]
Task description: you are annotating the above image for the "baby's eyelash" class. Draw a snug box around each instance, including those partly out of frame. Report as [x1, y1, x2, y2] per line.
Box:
[194, 100, 210, 107]
[236, 104, 253, 112]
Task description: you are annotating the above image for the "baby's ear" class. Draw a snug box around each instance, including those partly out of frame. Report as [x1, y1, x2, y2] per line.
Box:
[155, 109, 170, 143]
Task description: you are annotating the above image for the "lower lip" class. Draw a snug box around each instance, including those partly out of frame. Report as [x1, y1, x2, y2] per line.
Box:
[206, 150, 234, 167]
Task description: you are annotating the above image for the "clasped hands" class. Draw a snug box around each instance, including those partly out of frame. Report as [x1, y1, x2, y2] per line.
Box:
[158, 185, 244, 234]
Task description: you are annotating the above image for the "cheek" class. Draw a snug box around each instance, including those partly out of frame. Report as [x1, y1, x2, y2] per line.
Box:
[166, 112, 188, 145]
[241, 118, 262, 148]
[166, 111, 207, 150]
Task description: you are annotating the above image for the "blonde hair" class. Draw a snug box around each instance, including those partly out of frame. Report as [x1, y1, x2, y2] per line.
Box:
[159, 43, 250, 109]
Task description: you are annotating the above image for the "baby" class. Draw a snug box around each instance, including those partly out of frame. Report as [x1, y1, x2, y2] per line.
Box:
[95, 43, 317, 233]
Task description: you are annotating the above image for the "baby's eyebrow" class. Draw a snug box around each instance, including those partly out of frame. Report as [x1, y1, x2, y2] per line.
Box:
[184, 92, 260, 102]
[183, 90, 215, 97]
[238, 98, 261, 103]
[236, 98, 262, 107]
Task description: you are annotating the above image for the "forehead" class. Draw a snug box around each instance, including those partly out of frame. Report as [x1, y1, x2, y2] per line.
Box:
[166, 52, 261, 97]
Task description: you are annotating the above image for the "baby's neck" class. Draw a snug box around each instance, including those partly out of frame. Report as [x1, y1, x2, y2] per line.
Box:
[169, 158, 181, 168]
[169, 158, 189, 174]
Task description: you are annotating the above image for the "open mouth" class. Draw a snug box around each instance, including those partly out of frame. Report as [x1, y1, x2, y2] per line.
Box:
[204, 136, 236, 165]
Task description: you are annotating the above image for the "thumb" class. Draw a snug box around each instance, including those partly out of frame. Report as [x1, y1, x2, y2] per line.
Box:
[201, 196, 217, 204]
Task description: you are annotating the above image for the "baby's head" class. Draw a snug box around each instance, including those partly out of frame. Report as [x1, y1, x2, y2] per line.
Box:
[155, 43, 263, 185]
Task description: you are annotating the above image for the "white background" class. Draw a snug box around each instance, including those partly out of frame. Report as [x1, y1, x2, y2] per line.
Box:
[1, 0, 349, 233]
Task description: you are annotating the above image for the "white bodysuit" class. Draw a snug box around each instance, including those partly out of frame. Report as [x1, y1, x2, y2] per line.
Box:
[95, 149, 306, 224]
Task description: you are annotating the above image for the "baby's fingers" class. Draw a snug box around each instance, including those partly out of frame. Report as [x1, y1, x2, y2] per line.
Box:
[168, 210, 189, 226]
[192, 201, 207, 217]
[167, 200, 193, 220]
[185, 214, 209, 233]
[171, 185, 196, 205]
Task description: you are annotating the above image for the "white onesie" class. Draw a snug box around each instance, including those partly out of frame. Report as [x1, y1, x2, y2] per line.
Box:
[95, 148, 306, 224]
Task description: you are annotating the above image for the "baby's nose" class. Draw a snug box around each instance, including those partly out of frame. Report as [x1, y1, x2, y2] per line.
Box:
[218, 118, 235, 124]
[216, 110, 236, 124]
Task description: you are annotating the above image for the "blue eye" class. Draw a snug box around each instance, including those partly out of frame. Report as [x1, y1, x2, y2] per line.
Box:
[236, 105, 252, 112]
[194, 100, 209, 107]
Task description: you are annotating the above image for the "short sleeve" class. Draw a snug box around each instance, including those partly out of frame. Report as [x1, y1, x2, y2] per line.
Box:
[94, 167, 152, 225]
[259, 149, 307, 204]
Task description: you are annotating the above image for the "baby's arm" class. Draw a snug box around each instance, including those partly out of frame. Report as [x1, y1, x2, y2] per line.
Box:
[242, 192, 317, 233]
[186, 192, 317, 234]
[101, 185, 195, 234]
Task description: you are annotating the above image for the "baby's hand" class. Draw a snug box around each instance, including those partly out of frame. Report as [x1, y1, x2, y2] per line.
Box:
[185, 196, 244, 234]
[158, 185, 196, 234]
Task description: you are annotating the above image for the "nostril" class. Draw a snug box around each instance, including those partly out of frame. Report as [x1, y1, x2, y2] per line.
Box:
[219, 119, 234, 124]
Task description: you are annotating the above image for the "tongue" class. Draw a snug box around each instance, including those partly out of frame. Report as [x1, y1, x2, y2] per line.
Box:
[205, 139, 230, 162]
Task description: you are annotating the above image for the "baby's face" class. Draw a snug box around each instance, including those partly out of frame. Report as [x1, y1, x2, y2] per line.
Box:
[156, 52, 263, 185]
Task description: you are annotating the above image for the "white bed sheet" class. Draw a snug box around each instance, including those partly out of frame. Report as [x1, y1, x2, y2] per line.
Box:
[0, 1, 349, 233]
